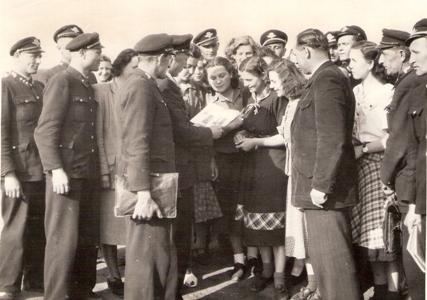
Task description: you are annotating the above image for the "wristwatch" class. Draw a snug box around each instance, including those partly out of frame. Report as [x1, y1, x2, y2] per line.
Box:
[362, 143, 369, 154]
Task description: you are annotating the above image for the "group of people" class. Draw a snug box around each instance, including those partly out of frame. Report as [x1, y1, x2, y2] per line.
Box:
[0, 17, 426, 300]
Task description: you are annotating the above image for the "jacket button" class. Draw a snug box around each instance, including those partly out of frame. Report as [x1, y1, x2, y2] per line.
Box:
[12, 146, 16, 149]
[92, 149, 95, 153]
[91, 136, 94, 139]
[80, 99, 83, 102]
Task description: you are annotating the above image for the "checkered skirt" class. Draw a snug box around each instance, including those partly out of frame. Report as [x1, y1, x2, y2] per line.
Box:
[351, 152, 386, 249]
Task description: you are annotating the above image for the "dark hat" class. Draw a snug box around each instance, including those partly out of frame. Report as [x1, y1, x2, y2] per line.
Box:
[336, 25, 367, 41]
[53, 25, 83, 43]
[171, 34, 193, 53]
[65, 32, 103, 52]
[260, 30, 288, 47]
[134, 34, 174, 55]
[189, 43, 201, 59]
[193, 29, 219, 46]
[325, 31, 340, 46]
[406, 18, 427, 46]
[10, 37, 44, 56]
[376, 29, 410, 49]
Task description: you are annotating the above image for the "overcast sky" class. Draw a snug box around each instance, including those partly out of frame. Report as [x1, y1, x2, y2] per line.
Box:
[0, 0, 425, 72]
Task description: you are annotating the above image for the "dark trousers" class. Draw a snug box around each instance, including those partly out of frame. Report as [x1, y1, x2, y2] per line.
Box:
[173, 188, 194, 284]
[401, 213, 425, 300]
[0, 181, 45, 293]
[43, 177, 99, 300]
[125, 217, 177, 300]
[305, 209, 361, 300]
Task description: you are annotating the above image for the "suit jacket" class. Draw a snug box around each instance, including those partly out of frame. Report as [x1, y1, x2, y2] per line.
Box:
[34, 66, 99, 179]
[1, 72, 44, 182]
[381, 71, 427, 212]
[157, 75, 213, 189]
[93, 79, 120, 186]
[291, 61, 358, 210]
[116, 69, 175, 192]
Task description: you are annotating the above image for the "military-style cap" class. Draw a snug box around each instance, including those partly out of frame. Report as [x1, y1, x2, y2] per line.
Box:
[406, 18, 427, 46]
[171, 34, 193, 53]
[134, 34, 174, 55]
[376, 29, 410, 49]
[10, 37, 44, 56]
[325, 31, 340, 46]
[65, 32, 103, 52]
[260, 30, 288, 47]
[53, 25, 84, 43]
[336, 25, 367, 41]
[193, 29, 219, 46]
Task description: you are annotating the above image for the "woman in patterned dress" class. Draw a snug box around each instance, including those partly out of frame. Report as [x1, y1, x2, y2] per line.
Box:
[348, 41, 398, 300]
[234, 56, 288, 299]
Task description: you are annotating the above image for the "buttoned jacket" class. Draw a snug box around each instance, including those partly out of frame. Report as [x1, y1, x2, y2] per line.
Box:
[291, 61, 358, 210]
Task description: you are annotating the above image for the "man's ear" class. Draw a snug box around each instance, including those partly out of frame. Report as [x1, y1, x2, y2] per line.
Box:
[304, 46, 311, 59]
[398, 49, 406, 62]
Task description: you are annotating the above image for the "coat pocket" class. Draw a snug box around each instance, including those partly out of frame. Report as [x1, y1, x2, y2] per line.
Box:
[15, 95, 39, 121]
[11, 142, 30, 172]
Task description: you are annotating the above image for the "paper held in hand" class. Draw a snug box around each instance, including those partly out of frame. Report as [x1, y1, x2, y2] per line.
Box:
[190, 103, 241, 127]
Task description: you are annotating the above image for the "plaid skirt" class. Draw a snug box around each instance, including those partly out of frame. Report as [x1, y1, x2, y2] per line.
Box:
[351, 152, 387, 250]
[193, 181, 222, 223]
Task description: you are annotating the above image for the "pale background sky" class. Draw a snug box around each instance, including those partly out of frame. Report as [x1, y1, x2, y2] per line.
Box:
[0, 0, 425, 73]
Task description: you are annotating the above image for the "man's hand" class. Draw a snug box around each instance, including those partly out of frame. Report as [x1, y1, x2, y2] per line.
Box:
[209, 124, 223, 139]
[235, 138, 258, 152]
[404, 204, 422, 230]
[210, 157, 219, 181]
[101, 175, 110, 189]
[4, 172, 23, 198]
[52, 168, 69, 195]
[310, 188, 327, 208]
[132, 190, 163, 220]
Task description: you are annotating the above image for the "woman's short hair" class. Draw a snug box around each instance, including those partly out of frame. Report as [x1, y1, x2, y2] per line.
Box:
[100, 54, 111, 64]
[268, 58, 307, 99]
[238, 56, 268, 79]
[224, 36, 259, 65]
[111, 49, 138, 77]
[205, 56, 239, 89]
[351, 41, 387, 83]
[296, 28, 329, 52]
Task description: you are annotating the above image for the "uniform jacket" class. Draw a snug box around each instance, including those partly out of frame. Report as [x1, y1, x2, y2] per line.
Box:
[37, 62, 97, 85]
[34, 66, 99, 179]
[1, 72, 44, 182]
[157, 75, 213, 189]
[291, 61, 358, 210]
[381, 71, 427, 212]
[93, 79, 120, 187]
[116, 69, 175, 192]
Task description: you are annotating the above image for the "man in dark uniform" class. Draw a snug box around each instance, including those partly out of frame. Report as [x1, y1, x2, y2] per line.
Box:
[116, 33, 177, 300]
[34, 33, 103, 300]
[260, 29, 288, 58]
[157, 34, 222, 298]
[193, 28, 220, 63]
[291, 28, 360, 300]
[0, 37, 45, 300]
[38, 25, 97, 85]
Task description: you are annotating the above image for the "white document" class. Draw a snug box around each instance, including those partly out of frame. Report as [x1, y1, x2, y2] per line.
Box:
[407, 223, 426, 273]
[190, 103, 241, 127]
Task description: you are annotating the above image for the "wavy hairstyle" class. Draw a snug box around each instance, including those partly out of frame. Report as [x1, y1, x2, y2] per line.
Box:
[224, 35, 259, 66]
[111, 49, 138, 77]
[238, 55, 268, 79]
[268, 58, 307, 99]
[205, 56, 239, 89]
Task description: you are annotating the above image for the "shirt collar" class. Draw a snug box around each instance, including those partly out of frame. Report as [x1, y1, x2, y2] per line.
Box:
[67, 66, 90, 87]
[252, 86, 271, 103]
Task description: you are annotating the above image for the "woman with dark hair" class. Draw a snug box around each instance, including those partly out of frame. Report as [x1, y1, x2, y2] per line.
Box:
[348, 41, 398, 300]
[93, 48, 139, 297]
[204, 56, 253, 281]
[96, 54, 113, 83]
[234, 56, 288, 299]
[224, 35, 259, 68]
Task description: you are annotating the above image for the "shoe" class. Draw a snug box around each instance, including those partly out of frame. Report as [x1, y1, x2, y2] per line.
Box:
[230, 263, 246, 281]
[274, 284, 290, 300]
[86, 291, 101, 299]
[250, 274, 273, 293]
[291, 287, 314, 300]
[0, 292, 16, 300]
[307, 293, 323, 300]
[107, 278, 124, 298]
[246, 257, 262, 276]
[183, 269, 198, 287]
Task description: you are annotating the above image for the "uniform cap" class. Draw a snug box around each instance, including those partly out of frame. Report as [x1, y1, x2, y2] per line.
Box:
[193, 29, 219, 46]
[336, 25, 367, 41]
[325, 31, 340, 46]
[65, 32, 103, 52]
[10, 36, 44, 56]
[53, 25, 83, 43]
[376, 29, 410, 49]
[406, 18, 427, 46]
[134, 34, 174, 55]
[260, 30, 288, 47]
[171, 34, 193, 53]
